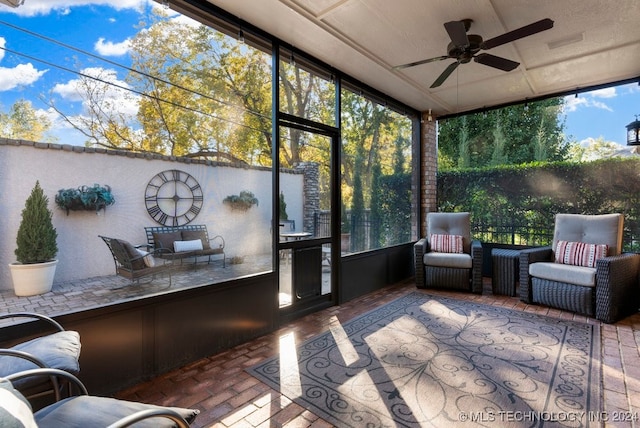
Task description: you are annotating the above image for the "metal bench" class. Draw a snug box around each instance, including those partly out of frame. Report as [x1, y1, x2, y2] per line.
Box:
[144, 224, 225, 267]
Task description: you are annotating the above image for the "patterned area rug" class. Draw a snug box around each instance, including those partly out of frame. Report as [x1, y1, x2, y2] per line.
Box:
[248, 292, 602, 427]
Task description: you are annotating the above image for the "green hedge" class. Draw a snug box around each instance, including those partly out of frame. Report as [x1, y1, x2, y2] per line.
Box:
[437, 158, 640, 250]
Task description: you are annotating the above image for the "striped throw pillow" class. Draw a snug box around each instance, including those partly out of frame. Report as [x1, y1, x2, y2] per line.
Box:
[430, 234, 463, 253]
[555, 240, 608, 268]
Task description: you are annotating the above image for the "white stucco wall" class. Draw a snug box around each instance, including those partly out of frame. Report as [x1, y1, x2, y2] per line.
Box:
[0, 141, 303, 291]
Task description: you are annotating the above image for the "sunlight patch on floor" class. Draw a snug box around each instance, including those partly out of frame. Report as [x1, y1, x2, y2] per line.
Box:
[279, 331, 302, 399]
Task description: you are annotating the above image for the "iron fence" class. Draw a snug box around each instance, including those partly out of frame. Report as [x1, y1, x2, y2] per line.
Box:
[315, 212, 640, 253]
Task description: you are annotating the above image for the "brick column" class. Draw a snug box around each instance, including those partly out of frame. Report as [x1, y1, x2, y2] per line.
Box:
[420, 112, 438, 237]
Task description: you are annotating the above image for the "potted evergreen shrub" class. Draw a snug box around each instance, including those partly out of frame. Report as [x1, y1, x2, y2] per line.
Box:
[9, 181, 59, 296]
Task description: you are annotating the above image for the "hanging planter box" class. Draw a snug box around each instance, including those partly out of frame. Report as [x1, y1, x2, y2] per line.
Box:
[55, 184, 115, 214]
[223, 190, 258, 212]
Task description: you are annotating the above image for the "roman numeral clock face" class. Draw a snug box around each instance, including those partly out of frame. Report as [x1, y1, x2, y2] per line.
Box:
[145, 170, 203, 226]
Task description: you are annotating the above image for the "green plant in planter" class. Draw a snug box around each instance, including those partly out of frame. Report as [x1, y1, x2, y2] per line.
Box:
[279, 191, 288, 220]
[15, 181, 58, 264]
[223, 190, 259, 211]
[55, 184, 115, 214]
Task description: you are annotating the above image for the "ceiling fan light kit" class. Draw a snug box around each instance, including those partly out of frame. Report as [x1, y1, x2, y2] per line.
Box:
[396, 18, 554, 88]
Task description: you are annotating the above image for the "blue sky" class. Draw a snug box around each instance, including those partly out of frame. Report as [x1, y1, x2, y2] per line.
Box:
[0, 0, 638, 148]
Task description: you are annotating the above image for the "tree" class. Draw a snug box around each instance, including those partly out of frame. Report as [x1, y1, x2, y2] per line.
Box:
[0, 99, 55, 143]
[438, 98, 568, 169]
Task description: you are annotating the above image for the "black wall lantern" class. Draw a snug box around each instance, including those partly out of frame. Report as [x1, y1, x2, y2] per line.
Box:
[627, 115, 640, 146]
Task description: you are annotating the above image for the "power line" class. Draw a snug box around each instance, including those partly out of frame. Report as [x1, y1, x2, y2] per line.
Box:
[0, 44, 271, 136]
[0, 19, 272, 123]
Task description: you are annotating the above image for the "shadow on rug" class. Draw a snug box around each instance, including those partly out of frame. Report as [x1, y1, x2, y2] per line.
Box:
[248, 292, 602, 427]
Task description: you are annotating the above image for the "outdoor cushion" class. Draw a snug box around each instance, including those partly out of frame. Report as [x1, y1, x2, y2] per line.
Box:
[555, 240, 607, 268]
[553, 213, 622, 256]
[33, 395, 199, 428]
[152, 231, 182, 250]
[427, 212, 471, 254]
[181, 230, 211, 249]
[429, 234, 463, 253]
[529, 261, 596, 287]
[174, 239, 203, 252]
[0, 378, 36, 428]
[0, 331, 81, 377]
[424, 252, 472, 269]
[116, 239, 146, 270]
[136, 249, 156, 267]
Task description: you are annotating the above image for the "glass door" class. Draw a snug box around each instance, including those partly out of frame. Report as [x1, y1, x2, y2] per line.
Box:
[278, 123, 336, 316]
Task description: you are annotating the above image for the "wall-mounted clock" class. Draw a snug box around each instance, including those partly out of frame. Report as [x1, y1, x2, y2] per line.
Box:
[145, 169, 203, 226]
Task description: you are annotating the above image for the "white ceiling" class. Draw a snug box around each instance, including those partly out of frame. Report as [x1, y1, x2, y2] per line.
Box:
[204, 0, 640, 117]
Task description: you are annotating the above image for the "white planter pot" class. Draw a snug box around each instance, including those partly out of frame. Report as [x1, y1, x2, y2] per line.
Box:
[9, 260, 58, 296]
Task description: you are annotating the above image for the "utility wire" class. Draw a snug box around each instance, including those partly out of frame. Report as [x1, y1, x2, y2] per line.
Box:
[0, 19, 271, 123]
[0, 44, 271, 135]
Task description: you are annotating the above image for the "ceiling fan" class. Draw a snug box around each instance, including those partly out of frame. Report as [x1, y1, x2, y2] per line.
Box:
[395, 18, 554, 88]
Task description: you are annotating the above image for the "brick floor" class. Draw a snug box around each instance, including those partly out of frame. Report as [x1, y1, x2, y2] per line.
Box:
[115, 279, 640, 428]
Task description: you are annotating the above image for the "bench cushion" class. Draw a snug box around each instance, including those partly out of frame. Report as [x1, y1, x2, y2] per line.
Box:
[181, 230, 211, 249]
[174, 239, 203, 252]
[152, 231, 182, 250]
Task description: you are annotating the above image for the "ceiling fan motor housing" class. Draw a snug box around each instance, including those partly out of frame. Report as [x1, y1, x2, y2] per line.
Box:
[447, 34, 483, 63]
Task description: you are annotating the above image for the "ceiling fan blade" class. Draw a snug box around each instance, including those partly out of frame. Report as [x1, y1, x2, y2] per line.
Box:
[481, 18, 554, 50]
[430, 61, 460, 88]
[444, 20, 470, 47]
[393, 55, 449, 70]
[474, 53, 519, 71]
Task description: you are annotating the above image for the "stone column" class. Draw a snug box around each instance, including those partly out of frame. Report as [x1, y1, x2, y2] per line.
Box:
[295, 162, 320, 233]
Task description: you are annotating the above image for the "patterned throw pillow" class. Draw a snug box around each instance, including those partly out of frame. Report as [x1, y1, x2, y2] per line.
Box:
[555, 240, 608, 268]
[430, 234, 463, 253]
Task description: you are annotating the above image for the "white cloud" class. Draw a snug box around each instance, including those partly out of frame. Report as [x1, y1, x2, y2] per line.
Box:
[0, 62, 47, 90]
[1, 0, 151, 17]
[589, 87, 617, 98]
[94, 37, 131, 56]
[563, 89, 615, 113]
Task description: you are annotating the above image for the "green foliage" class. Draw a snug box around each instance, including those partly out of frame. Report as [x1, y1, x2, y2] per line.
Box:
[223, 190, 259, 211]
[55, 184, 115, 214]
[0, 99, 55, 143]
[439, 98, 568, 170]
[15, 181, 58, 264]
[279, 192, 288, 220]
[437, 158, 640, 248]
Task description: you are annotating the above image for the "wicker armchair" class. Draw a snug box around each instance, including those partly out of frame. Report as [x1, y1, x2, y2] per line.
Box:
[520, 213, 640, 323]
[414, 212, 483, 294]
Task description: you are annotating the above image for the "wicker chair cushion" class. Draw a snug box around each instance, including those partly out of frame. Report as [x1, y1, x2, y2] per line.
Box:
[424, 252, 472, 269]
[555, 240, 607, 268]
[529, 261, 596, 287]
[427, 212, 471, 254]
[429, 234, 463, 253]
[553, 213, 623, 256]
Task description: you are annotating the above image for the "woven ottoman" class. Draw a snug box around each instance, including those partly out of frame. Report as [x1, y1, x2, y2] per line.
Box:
[491, 248, 520, 296]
